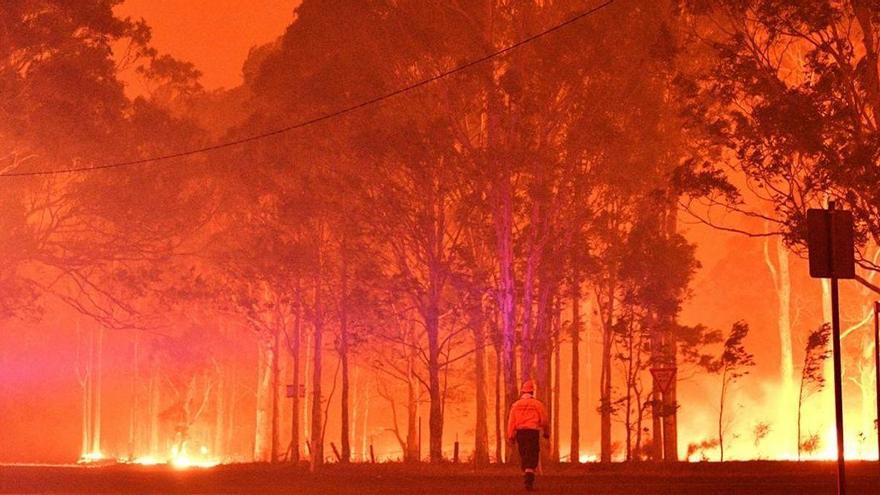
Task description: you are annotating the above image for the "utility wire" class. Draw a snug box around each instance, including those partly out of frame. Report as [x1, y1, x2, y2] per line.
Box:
[1, 0, 616, 178]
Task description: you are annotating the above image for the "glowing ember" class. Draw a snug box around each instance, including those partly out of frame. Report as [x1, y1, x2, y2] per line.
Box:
[170, 444, 219, 469]
[123, 446, 219, 469]
[578, 454, 598, 463]
[77, 452, 106, 464]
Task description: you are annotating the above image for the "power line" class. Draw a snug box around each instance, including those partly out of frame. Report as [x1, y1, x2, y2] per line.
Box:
[1, 0, 616, 178]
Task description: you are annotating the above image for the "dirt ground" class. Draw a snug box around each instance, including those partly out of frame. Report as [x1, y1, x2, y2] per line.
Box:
[2, 461, 878, 494]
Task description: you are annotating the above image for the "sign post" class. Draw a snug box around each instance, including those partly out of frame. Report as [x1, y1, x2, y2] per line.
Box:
[807, 201, 855, 495]
[650, 367, 677, 396]
[874, 301, 879, 466]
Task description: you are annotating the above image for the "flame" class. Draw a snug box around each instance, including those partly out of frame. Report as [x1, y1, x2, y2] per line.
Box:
[125, 445, 218, 468]
[169, 444, 219, 469]
[77, 451, 105, 463]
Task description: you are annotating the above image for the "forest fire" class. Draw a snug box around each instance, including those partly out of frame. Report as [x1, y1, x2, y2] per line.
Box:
[76, 449, 220, 469]
[166, 446, 220, 469]
[3, 0, 880, 494]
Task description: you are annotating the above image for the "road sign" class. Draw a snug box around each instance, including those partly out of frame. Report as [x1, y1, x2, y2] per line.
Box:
[808, 202, 851, 495]
[650, 367, 676, 395]
[807, 208, 855, 279]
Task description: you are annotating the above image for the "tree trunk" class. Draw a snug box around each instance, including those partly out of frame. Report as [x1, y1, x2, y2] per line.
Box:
[764, 229, 795, 448]
[650, 312, 664, 461]
[634, 377, 645, 459]
[552, 298, 561, 463]
[351, 367, 359, 461]
[362, 385, 371, 463]
[625, 319, 634, 461]
[473, 311, 490, 467]
[599, 279, 615, 463]
[662, 333, 678, 461]
[91, 327, 103, 455]
[493, 339, 503, 463]
[426, 298, 444, 462]
[661, 198, 679, 462]
[254, 337, 273, 462]
[148, 357, 160, 456]
[271, 322, 281, 463]
[719, 372, 727, 462]
[226, 364, 236, 458]
[853, 0, 880, 120]
[406, 325, 419, 462]
[570, 278, 581, 463]
[797, 364, 805, 460]
[339, 259, 351, 463]
[521, 247, 539, 381]
[310, 277, 324, 470]
[129, 334, 138, 459]
[290, 286, 302, 464]
[483, 16, 518, 454]
[776, 238, 793, 395]
[79, 321, 92, 458]
[534, 280, 553, 465]
[303, 320, 312, 449]
[214, 364, 225, 460]
[494, 173, 519, 423]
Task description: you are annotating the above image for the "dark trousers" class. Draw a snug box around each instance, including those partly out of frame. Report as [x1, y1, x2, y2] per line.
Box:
[515, 429, 540, 471]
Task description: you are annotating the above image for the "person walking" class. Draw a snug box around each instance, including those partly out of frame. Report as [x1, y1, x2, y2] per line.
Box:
[507, 379, 549, 491]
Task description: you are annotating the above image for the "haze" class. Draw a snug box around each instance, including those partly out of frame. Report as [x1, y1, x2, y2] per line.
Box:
[115, 1, 300, 89]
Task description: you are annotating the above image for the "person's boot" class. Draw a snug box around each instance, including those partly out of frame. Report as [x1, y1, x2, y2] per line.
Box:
[524, 471, 535, 491]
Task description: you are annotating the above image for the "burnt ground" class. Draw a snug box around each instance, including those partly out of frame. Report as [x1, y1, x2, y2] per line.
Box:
[1, 461, 878, 494]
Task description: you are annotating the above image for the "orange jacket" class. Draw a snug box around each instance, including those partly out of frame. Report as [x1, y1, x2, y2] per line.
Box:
[507, 393, 548, 440]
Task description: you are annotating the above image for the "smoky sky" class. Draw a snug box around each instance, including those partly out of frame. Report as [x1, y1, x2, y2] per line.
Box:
[115, 0, 301, 89]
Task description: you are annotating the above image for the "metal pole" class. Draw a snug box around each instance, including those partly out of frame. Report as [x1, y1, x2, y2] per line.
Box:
[828, 201, 846, 495]
[831, 276, 847, 494]
[874, 301, 879, 464]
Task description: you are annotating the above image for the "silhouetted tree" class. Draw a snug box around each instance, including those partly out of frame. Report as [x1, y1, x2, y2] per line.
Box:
[706, 321, 756, 461]
[797, 324, 832, 459]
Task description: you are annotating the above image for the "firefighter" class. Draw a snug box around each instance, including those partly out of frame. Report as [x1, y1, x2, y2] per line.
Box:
[507, 379, 549, 491]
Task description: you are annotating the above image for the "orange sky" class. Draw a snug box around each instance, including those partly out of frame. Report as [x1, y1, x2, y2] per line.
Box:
[116, 0, 301, 89]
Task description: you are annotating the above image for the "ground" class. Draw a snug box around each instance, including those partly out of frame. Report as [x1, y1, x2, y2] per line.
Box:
[2, 461, 878, 494]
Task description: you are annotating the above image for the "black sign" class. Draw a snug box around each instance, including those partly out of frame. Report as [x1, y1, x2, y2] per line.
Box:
[807, 208, 855, 279]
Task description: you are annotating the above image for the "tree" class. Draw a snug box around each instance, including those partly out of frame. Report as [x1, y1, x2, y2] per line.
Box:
[678, 0, 880, 288]
[371, 305, 423, 463]
[707, 321, 756, 461]
[1, 4, 227, 466]
[797, 324, 832, 459]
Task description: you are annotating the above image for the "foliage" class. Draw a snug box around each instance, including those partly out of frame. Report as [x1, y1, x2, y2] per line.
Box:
[797, 323, 831, 458]
[704, 321, 756, 461]
[678, 0, 880, 276]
